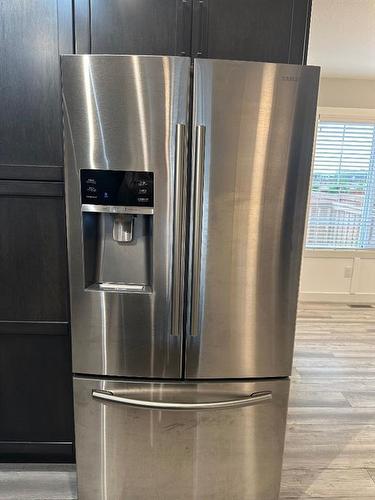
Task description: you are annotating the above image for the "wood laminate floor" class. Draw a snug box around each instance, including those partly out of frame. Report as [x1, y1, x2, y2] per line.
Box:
[281, 302, 375, 499]
[1, 302, 375, 499]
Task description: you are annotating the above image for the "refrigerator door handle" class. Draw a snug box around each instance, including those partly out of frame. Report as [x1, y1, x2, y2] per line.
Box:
[92, 389, 272, 410]
[171, 123, 187, 337]
[191, 124, 206, 337]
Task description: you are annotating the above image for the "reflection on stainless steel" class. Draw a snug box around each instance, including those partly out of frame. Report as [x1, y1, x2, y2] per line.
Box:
[62, 55, 190, 377]
[75, 377, 289, 500]
[186, 59, 320, 378]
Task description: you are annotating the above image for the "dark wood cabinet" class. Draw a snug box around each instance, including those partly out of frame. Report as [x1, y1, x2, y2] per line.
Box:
[0, 0, 72, 167]
[191, 0, 311, 63]
[0, 182, 68, 322]
[0, 324, 74, 462]
[0, 181, 74, 461]
[0, 0, 74, 462]
[77, 0, 192, 55]
[77, 0, 311, 64]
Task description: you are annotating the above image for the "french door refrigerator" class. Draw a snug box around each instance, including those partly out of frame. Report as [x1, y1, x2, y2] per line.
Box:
[62, 55, 319, 500]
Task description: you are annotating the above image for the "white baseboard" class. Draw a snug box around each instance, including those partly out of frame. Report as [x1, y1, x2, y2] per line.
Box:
[299, 292, 375, 304]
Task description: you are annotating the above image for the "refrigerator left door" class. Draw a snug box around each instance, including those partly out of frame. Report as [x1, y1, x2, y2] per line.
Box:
[62, 55, 190, 378]
[74, 376, 289, 500]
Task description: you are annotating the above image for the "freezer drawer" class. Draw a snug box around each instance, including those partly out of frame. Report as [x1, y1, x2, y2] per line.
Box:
[74, 376, 289, 500]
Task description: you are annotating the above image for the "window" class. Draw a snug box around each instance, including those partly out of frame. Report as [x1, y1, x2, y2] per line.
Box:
[306, 118, 375, 249]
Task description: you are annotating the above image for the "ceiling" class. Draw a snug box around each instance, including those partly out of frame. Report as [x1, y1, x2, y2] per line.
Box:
[307, 0, 375, 79]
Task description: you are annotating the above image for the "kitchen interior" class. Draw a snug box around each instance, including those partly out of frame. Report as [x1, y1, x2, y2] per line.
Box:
[0, 1, 374, 500]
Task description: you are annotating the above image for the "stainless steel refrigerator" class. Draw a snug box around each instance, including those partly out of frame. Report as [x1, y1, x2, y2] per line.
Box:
[62, 55, 319, 500]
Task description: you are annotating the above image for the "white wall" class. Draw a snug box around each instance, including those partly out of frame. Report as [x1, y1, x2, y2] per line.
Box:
[299, 78, 375, 303]
[300, 251, 375, 303]
[318, 78, 375, 109]
[307, 0, 375, 79]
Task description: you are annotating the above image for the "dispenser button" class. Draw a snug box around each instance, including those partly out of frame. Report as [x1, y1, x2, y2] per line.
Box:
[137, 197, 150, 203]
[138, 188, 148, 195]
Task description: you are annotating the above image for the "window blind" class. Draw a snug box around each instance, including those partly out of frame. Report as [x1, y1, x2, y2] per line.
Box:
[306, 120, 375, 249]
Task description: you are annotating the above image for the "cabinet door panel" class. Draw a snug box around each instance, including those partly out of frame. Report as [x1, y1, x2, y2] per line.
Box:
[90, 0, 192, 56]
[0, 1, 64, 165]
[192, 0, 310, 64]
[0, 183, 68, 321]
[0, 329, 73, 442]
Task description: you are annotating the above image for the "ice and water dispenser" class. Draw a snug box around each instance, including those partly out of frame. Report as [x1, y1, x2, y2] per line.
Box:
[80, 169, 153, 293]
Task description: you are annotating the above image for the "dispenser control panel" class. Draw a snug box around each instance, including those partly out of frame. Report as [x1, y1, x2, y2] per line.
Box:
[80, 170, 154, 207]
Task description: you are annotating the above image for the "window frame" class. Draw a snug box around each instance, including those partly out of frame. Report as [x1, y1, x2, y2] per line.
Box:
[304, 106, 375, 256]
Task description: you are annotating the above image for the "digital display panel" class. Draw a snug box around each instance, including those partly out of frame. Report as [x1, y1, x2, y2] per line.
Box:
[80, 170, 154, 207]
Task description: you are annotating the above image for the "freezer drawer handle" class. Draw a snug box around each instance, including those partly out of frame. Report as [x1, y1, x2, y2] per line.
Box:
[171, 123, 187, 337]
[92, 389, 272, 410]
[191, 125, 206, 337]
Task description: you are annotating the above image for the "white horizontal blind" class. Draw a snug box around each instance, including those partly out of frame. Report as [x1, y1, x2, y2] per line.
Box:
[306, 119, 375, 249]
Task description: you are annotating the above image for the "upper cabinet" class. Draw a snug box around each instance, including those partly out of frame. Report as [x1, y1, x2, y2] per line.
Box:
[0, 0, 73, 168]
[75, 0, 311, 64]
[192, 0, 311, 63]
[76, 0, 192, 56]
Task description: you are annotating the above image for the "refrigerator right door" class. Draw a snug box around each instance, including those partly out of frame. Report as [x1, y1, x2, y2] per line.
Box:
[186, 59, 320, 379]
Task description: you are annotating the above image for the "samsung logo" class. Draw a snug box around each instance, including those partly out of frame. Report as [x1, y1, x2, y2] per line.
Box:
[281, 76, 299, 82]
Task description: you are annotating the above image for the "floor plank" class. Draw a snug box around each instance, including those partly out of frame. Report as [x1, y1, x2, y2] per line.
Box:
[280, 468, 375, 498]
[0, 465, 76, 500]
[288, 389, 350, 408]
[343, 391, 375, 407]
